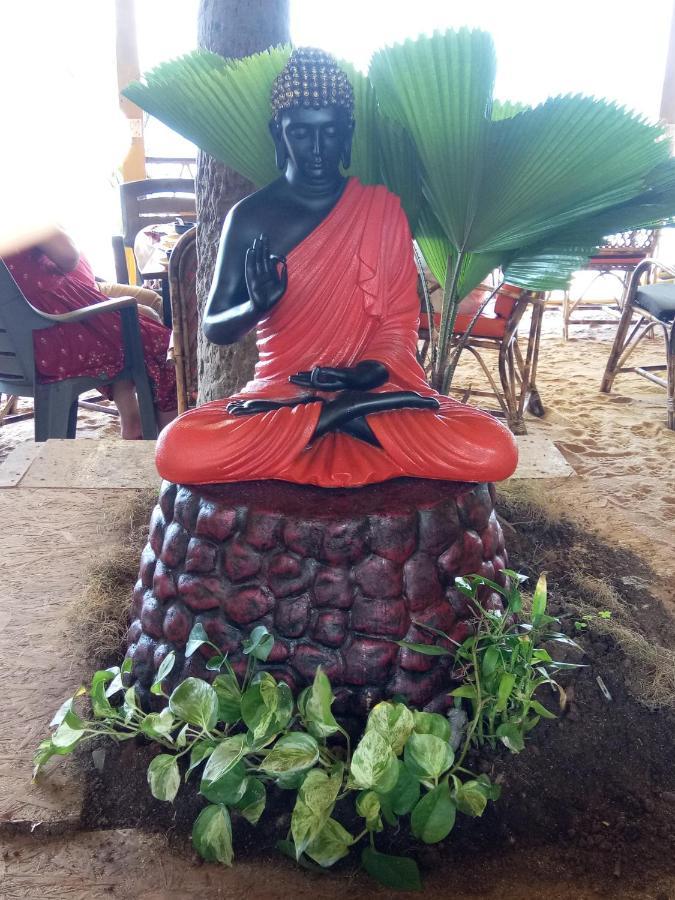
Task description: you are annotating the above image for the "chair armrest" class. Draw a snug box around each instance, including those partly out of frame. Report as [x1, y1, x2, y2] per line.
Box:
[637, 259, 675, 279]
[32, 295, 138, 325]
[627, 259, 675, 295]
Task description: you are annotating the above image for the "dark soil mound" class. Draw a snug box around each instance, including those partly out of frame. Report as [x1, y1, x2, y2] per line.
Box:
[78, 491, 675, 895]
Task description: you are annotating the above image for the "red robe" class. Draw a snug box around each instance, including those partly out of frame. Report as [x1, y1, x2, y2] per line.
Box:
[156, 178, 518, 487]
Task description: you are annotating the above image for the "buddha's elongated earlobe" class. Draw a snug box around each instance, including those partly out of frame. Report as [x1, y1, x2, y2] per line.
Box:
[268, 119, 287, 171]
[275, 142, 288, 171]
[341, 119, 355, 170]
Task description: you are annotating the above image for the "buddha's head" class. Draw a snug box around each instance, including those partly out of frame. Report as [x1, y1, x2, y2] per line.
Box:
[269, 47, 355, 188]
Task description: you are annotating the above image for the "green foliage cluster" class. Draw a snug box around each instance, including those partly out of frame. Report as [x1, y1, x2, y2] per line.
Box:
[35, 572, 580, 891]
[123, 30, 675, 390]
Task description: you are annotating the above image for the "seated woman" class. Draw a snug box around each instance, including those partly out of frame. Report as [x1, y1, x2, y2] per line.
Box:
[3, 229, 177, 438]
[157, 48, 517, 488]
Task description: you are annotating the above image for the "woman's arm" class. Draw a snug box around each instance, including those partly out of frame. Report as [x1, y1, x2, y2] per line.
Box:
[36, 228, 80, 273]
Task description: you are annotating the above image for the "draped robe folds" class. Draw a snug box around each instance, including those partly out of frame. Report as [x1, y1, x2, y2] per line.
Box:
[156, 178, 518, 488]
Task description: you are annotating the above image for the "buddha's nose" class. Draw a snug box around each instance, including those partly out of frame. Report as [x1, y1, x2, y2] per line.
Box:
[312, 130, 322, 157]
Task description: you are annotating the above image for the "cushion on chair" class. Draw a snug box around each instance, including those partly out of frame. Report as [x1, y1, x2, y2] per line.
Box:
[453, 312, 509, 338]
[418, 311, 508, 339]
[418, 282, 518, 339]
[635, 283, 675, 322]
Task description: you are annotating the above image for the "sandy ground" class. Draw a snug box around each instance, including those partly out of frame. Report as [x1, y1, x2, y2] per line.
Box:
[454, 307, 675, 588]
[0, 396, 119, 464]
[2, 828, 672, 900]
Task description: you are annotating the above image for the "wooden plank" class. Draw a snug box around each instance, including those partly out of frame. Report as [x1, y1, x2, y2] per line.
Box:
[0, 442, 41, 487]
[8, 439, 159, 490]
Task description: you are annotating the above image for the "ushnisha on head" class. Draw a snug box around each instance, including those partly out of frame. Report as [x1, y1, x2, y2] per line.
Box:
[268, 48, 356, 182]
[270, 47, 355, 123]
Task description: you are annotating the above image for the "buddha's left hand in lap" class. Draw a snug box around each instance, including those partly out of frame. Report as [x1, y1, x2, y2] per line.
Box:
[289, 359, 389, 392]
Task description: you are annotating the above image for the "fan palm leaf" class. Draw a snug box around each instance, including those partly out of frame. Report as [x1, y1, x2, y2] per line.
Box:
[368, 30, 675, 386]
[474, 95, 670, 251]
[124, 47, 290, 187]
[124, 30, 675, 392]
[503, 158, 675, 289]
[370, 29, 496, 251]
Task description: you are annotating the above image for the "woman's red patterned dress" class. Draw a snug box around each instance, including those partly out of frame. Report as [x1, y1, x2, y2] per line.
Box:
[4, 248, 176, 411]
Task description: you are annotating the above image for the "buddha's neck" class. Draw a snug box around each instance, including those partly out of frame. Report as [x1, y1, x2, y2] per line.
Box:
[284, 172, 347, 208]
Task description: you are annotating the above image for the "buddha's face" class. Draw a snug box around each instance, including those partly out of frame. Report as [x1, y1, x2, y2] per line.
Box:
[272, 106, 353, 188]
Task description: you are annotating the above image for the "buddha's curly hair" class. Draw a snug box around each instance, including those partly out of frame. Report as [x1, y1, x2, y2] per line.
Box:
[270, 47, 354, 121]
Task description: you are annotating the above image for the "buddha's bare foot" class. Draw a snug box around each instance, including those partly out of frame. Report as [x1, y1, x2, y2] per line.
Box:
[227, 396, 323, 416]
[314, 390, 440, 440]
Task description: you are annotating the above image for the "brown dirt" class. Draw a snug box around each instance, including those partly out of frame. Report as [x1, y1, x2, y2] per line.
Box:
[59, 489, 675, 898]
[4, 311, 675, 896]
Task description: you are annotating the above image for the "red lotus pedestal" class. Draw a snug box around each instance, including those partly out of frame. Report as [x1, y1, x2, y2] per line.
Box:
[126, 478, 507, 716]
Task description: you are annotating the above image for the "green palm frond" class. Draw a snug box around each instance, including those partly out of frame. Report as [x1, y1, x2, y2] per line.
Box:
[124, 47, 290, 187]
[491, 100, 529, 121]
[504, 158, 675, 290]
[124, 30, 675, 392]
[370, 29, 496, 250]
[340, 63, 381, 186]
[415, 203, 452, 285]
[503, 246, 599, 291]
[378, 117, 423, 228]
[474, 95, 670, 251]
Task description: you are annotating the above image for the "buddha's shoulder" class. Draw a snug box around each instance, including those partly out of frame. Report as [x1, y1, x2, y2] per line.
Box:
[225, 179, 285, 228]
[351, 178, 404, 210]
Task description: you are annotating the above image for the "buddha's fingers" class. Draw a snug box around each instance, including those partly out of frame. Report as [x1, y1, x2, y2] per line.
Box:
[227, 396, 323, 416]
[341, 391, 440, 421]
[314, 390, 438, 438]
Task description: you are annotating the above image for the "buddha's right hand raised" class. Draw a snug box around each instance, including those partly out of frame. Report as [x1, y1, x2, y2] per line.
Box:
[245, 233, 288, 313]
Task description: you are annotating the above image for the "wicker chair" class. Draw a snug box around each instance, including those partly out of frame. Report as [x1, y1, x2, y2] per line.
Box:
[168, 226, 199, 413]
[600, 258, 675, 429]
[418, 282, 545, 435]
[560, 229, 657, 339]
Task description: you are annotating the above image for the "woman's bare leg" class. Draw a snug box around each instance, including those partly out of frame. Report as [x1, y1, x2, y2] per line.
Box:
[111, 380, 142, 440]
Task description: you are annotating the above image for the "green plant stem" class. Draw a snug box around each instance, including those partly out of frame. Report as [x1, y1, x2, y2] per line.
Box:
[433, 250, 464, 391]
[455, 639, 485, 769]
[414, 242, 438, 375]
[442, 281, 504, 393]
[338, 726, 351, 762]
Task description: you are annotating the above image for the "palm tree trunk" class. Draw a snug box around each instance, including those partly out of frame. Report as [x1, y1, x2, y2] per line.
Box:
[196, 0, 290, 402]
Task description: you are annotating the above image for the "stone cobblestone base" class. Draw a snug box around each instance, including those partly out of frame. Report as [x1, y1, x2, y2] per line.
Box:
[126, 478, 507, 716]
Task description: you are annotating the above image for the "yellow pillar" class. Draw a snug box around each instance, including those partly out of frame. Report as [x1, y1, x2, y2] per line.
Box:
[660, 0, 675, 125]
[116, 0, 145, 282]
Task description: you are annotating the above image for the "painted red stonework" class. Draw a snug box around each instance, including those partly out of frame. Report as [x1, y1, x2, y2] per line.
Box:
[126, 478, 508, 715]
